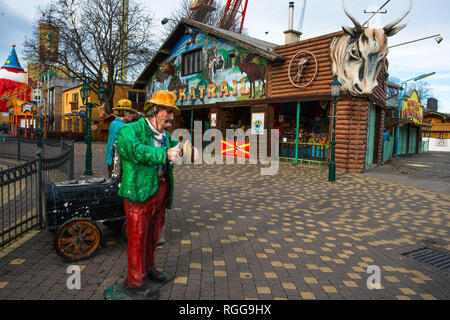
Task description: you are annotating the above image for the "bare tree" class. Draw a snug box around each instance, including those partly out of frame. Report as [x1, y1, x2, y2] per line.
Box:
[388, 76, 433, 102]
[405, 81, 433, 103]
[387, 76, 401, 99]
[23, 0, 156, 113]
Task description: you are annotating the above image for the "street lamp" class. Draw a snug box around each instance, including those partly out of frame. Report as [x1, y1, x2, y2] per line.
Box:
[329, 74, 342, 182]
[395, 72, 435, 157]
[161, 18, 178, 25]
[80, 77, 106, 176]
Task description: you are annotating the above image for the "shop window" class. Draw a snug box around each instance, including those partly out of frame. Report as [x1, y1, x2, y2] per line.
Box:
[138, 92, 146, 103]
[182, 49, 202, 76]
[128, 91, 147, 103]
[439, 133, 444, 139]
[128, 91, 137, 102]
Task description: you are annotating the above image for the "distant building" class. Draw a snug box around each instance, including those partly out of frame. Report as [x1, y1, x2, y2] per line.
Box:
[61, 83, 145, 142]
[422, 111, 450, 152]
[426, 98, 438, 112]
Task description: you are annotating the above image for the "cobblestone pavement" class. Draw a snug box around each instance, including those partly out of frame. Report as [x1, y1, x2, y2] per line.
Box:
[0, 143, 449, 300]
[365, 152, 450, 195]
[73, 142, 109, 179]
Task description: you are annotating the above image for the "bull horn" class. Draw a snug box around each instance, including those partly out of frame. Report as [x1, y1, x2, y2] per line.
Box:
[343, 0, 363, 33]
[383, 0, 413, 33]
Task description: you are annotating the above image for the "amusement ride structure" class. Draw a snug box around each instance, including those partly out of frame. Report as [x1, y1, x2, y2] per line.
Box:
[189, 0, 249, 34]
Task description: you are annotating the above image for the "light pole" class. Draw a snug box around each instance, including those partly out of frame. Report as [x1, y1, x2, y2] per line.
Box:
[329, 74, 342, 182]
[80, 78, 106, 176]
[389, 34, 443, 49]
[395, 72, 435, 157]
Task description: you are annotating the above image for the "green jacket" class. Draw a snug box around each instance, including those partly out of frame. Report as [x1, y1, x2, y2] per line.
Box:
[116, 118, 178, 207]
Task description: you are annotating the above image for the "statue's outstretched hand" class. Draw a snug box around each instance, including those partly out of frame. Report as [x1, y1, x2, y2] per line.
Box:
[167, 147, 182, 164]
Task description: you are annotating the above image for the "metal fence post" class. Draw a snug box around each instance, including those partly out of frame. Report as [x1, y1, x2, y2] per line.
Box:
[36, 150, 44, 229]
[69, 140, 75, 180]
[17, 137, 21, 162]
[41, 135, 45, 155]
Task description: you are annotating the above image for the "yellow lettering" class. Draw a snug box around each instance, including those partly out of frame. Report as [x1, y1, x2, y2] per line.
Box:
[198, 85, 206, 100]
[240, 78, 250, 95]
[179, 88, 187, 102]
[220, 81, 230, 97]
[232, 80, 238, 96]
[190, 87, 197, 101]
[207, 83, 217, 99]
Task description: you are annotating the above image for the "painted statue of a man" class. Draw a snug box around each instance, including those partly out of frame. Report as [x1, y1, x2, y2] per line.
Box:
[116, 90, 181, 298]
[105, 99, 137, 177]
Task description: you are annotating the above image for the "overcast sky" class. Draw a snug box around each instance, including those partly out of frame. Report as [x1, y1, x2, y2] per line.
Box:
[1, 0, 449, 112]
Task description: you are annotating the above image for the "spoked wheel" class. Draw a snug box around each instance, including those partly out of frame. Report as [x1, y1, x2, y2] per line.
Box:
[54, 219, 101, 261]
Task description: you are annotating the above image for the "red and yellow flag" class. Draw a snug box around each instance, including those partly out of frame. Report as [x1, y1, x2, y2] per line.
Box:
[221, 140, 249, 158]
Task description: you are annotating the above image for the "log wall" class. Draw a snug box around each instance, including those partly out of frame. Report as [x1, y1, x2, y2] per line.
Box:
[334, 97, 370, 173]
[269, 31, 343, 99]
[268, 31, 389, 173]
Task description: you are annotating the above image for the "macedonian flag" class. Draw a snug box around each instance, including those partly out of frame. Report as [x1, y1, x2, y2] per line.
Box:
[221, 140, 250, 158]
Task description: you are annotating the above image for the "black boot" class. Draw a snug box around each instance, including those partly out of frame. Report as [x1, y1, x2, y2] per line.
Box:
[124, 281, 155, 298]
[147, 269, 172, 283]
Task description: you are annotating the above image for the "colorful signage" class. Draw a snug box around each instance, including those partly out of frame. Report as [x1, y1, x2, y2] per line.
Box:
[147, 28, 267, 106]
[401, 90, 423, 124]
[210, 113, 216, 127]
[251, 113, 264, 135]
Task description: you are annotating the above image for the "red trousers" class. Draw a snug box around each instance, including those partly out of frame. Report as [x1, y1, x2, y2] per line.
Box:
[124, 178, 169, 289]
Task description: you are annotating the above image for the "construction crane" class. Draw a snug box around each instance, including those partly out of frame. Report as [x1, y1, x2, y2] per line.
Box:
[189, 0, 248, 34]
[219, 0, 248, 34]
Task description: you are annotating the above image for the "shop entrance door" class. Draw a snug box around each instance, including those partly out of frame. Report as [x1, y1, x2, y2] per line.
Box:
[366, 104, 376, 167]
[409, 127, 417, 154]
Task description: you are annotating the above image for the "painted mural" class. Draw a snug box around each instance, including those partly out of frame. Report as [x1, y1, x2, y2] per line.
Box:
[147, 28, 267, 106]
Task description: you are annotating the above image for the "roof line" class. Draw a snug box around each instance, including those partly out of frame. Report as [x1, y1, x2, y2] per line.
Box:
[133, 18, 286, 89]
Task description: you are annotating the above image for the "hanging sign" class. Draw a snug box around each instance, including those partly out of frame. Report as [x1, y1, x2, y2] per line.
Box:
[210, 113, 216, 128]
[401, 90, 423, 124]
[251, 113, 264, 135]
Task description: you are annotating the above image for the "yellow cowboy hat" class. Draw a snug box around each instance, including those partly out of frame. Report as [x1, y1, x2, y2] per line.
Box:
[144, 90, 180, 115]
[113, 99, 137, 114]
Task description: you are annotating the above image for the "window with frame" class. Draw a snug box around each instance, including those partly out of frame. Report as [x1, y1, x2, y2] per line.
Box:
[182, 49, 202, 76]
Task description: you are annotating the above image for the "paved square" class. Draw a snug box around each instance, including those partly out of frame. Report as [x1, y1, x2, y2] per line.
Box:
[0, 148, 449, 300]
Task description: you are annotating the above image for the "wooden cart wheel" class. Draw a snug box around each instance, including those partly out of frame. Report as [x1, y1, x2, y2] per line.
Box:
[54, 219, 101, 261]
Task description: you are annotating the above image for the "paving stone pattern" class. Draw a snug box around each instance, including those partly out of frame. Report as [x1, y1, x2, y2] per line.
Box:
[0, 142, 449, 300]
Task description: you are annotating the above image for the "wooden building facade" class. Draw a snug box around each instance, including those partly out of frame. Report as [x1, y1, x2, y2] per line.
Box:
[267, 31, 388, 172]
[135, 19, 390, 173]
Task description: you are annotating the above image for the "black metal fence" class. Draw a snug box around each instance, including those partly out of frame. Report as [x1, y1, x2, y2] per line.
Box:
[0, 135, 74, 248]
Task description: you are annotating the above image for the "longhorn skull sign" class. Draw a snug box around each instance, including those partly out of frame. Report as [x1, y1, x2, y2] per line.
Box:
[330, 0, 412, 96]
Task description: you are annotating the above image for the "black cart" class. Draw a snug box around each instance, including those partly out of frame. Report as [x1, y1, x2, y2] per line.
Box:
[44, 177, 125, 261]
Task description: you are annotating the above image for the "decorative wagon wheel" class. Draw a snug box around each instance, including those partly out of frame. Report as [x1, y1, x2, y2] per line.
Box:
[288, 50, 318, 88]
[54, 219, 101, 261]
